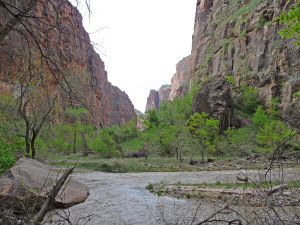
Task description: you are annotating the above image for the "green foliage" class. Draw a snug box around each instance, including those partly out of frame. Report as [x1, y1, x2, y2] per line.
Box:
[293, 91, 300, 99]
[186, 112, 220, 160]
[238, 83, 260, 113]
[276, 0, 300, 45]
[253, 106, 269, 129]
[256, 13, 266, 28]
[225, 76, 235, 88]
[253, 106, 296, 152]
[89, 129, 119, 156]
[222, 126, 258, 156]
[146, 184, 154, 190]
[144, 109, 160, 128]
[239, 29, 247, 39]
[0, 138, 16, 174]
[205, 47, 215, 63]
[221, 0, 266, 27]
[266, 97, 280, 120]
[256, 120, 295, 151]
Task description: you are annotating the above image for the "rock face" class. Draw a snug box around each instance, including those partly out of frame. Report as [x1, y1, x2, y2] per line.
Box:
[0, 158, 89, 210]
[191, 76, 234, 133]
[0, 0, 135, 126]
[145, 56, 190, 111]
[145, 89, 160, 111]
[169, 56, 191, 100]
[190, 0, 300, 120]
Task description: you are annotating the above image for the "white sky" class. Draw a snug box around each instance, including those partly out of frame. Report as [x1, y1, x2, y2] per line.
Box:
[70, 0, 196, 112]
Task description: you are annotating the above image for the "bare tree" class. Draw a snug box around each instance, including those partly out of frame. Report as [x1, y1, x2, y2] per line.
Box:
[0, 0, 94, 158]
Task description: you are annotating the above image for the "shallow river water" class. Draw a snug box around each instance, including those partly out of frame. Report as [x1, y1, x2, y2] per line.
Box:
[45, 168, 300, 225]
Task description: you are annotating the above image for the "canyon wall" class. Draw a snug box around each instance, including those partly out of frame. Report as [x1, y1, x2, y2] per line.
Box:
[0, 0, 135, 126]
[145, 56, 190, 111]
[190, 0, 300, 120]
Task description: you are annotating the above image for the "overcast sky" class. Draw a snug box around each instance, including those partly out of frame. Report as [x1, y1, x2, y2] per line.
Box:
[70, 0, 196, 112]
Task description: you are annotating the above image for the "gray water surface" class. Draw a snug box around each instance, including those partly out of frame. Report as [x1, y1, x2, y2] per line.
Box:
[44, 168, 300, 225]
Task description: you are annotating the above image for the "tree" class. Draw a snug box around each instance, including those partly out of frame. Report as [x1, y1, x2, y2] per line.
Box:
[65, 107, 89, 154]
[186, 112, 219, 162]
[0, 0, 95, 158]
[277, 0, 300, 45]
[0, 51, 58, 158]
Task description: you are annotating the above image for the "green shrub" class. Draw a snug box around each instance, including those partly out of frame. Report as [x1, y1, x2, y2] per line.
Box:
[253, 106, 269, 129]
[146, 184, 154, 190]
[0, 139, 16, 174]
[256, 120, 295, 150]
[238, 83, 260, 113]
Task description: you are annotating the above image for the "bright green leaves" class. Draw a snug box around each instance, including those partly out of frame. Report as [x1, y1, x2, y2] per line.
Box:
[238, 83, 260, 113]
[253, 106, 296, 152]
[186, 112, 220, 161]
[0, 138, 16, 174]
[253, 105, 269, 129]
[276, 1, 300, 45]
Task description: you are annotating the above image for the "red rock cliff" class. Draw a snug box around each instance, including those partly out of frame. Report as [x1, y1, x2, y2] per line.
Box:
[145, 56, 190, 111]
[190, 0, 300, 121]
[0, 0, 135, 126]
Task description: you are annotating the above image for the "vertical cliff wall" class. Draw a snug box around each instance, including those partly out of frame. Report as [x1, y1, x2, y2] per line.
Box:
[145, 56, 190, 111]
[0, 0, 135, 126]
[190, 0, 300, 120]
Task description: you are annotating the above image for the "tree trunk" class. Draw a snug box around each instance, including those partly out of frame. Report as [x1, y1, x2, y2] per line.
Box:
[201, 141, 205, 162]
[31, 131, 37, 159]
[73, 130, 77, 154]
[25, 121, 30, 155]
[81, 132, 88, 156]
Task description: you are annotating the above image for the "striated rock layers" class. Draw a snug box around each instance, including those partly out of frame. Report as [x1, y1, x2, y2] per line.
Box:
[191, 76, 234, 133]
[145, 56, 190, 111]
[190, 0, 300, 120]
[0, 0, 135, 126]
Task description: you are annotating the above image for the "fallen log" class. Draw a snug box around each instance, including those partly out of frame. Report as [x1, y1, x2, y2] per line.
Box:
[31, 166, 75, 225]
[266, 184, 288, 196]
[236, 173, 248, 182]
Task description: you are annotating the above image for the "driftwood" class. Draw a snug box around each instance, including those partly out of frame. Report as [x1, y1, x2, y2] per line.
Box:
[236, 173, 248, 182]
[31, 166, 75, 225]
[266, 184, 289, 196]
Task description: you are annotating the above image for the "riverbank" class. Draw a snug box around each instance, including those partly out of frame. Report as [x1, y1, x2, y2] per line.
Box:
[51, 152, 300, 173]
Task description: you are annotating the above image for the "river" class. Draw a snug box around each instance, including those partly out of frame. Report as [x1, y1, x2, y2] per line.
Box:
[44, 168, 300, 224]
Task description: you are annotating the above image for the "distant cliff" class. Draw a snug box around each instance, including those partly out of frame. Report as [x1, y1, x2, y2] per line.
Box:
[0, 0, 135, 126]
[190, 0, 300, 120]
[145, 56, 190, 111]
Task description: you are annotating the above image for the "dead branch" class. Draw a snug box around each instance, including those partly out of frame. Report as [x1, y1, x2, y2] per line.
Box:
[31, 166, 75, 225]
[265, 184, 289, 196]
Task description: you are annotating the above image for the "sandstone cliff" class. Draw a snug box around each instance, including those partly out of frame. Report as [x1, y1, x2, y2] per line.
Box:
[145, 56, 190, 111]
[0, 0, 135, 126]
[190, 0, 300, 120]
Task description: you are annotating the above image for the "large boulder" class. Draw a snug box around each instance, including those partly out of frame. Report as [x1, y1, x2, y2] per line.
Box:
[0, 158, 89, 210]
[191, 76, 234, 133]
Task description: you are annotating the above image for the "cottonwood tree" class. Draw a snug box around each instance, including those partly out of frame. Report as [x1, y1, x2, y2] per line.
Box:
[186, 112, 219, 162]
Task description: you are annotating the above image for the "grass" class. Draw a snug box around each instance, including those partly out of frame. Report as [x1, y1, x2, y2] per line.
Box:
[220, 0, 266, 28]
[53, 156, 202, 173]
[170, 180, 300, 189]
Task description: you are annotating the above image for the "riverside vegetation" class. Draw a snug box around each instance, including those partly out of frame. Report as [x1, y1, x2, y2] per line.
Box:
[0, 0, 299, 175]
[1, 76, 299, 174]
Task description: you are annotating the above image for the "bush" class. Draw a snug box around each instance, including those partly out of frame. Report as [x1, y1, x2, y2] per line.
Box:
[256, 120, 295, 150]
[238, 83, 260, 113]
[0, 139, 16, 173]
